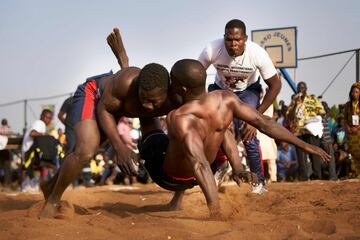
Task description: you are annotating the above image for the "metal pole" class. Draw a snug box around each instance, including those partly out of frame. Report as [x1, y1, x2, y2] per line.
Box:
[356, 49, 359, 82]
[298, 48, 360, 61]
[279, 68, 297, 93]
[23, 99, 27, 134]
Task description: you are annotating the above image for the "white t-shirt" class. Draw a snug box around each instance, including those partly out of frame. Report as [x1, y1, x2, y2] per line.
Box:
[21, 120, 46, 154]
[198, 39, 277, 92]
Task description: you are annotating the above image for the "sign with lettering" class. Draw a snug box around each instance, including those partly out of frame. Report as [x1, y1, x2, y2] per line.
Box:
[252, 27, 297, 68]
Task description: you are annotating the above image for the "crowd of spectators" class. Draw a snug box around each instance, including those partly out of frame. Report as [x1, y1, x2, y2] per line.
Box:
[0, 114, 144, 192]
[0, 81, 359, 192]
[259, 81, 360, 183]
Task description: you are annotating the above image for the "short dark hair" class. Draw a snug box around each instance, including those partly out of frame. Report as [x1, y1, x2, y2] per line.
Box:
[138, 63, 169, 92]
[297, 81, 307, 92]
[1, 118, 7, 126]
[171, 59, 207, 88]
[41, 109, 53, 117]
[349, 83, 360, 102]
[225, 19, 246, 35]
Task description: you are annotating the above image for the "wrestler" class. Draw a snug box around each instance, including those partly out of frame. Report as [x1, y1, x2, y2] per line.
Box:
[39, 28, 181, 218]
[140, 59, 330, 218]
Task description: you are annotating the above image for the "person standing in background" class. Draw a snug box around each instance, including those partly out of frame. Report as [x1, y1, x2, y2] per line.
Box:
[58, 96, 75, 154]
[287, 82, 325, 180]
[198, 19, 281, 192]
[257, 89, 277, 183]
[0, 118, 13, 187]
[344, 82, 360, 177]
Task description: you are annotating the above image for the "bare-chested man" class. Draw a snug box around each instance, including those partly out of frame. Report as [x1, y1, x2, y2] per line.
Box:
[39, 29, 184, 218]
[40, 28, 246, 219]
[140, 59, 330, 218]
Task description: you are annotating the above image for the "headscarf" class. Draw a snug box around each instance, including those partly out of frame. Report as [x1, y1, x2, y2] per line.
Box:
[351, 82, 360, 90]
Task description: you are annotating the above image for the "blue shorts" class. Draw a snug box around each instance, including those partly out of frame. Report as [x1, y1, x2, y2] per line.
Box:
[72, 71, 113, 126]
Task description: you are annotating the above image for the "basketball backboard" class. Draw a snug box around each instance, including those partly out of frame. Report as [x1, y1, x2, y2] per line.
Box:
[252, 27, 297, 68]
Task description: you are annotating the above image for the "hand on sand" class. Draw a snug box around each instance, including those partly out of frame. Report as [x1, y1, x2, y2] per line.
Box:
[106, 27, 129, 69]
[232, 170, 259, 187]
[304, 144, 330, 162]
[115, 146, 139, 176]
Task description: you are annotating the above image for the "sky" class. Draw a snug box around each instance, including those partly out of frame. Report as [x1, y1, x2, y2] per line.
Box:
[0, 0, 359, 133]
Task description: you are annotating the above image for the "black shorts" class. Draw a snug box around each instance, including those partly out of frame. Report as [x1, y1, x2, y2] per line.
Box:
[139, 130, 197, 191]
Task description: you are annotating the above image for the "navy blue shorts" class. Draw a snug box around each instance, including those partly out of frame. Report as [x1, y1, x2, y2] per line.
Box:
[139, 130, 197, 191]
[72, 71, 113, 126]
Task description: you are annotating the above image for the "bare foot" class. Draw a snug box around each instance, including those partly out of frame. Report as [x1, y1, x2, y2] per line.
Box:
[106, 27, 128, 68]
[208, 205, 224, 221]
[166, 201, 182, 211]
[166, 191, 184, 210]
[209, 210, 224, 221]
[38, 200, 74, 219]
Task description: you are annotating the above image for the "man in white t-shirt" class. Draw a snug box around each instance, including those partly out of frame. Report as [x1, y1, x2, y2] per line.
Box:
[22, 109, 53, 156]
[198, 19, 281, 191]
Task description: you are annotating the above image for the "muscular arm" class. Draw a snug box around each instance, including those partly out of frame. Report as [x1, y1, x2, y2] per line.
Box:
[182, 130, 220, 217]
[228, 93, 330, 161]
[96, 100, 122, 150]
[221, 129, 243, 173]
[173, 117, 219, 217]
[96, 89, 137, 175]
[241, 74, 281, 141]
[258, 74, 281, 114]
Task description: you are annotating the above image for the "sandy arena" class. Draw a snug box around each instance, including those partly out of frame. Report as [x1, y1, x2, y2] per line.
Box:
[1, 180, 359, 240]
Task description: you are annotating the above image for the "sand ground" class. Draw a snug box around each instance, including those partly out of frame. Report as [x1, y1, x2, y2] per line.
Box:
[0, 180, 359, 240]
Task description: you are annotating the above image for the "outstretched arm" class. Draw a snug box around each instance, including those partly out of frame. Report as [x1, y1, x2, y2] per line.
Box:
[227, 93, 330, 162]
[241, 74, 281, 141]
[107, 27, 129, 69]
[181, 127, 220, 218]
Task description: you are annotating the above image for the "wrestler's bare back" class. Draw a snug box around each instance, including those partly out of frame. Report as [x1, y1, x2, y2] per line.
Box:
[163, 91, 234, 178]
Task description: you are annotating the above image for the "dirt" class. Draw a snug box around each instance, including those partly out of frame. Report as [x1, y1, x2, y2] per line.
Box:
[1, 180, 359, 240]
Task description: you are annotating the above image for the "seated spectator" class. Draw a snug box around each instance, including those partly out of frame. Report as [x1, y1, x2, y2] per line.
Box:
[0, 118, 13, 187]
[332, 115, 348, 151]
[278, 100, 285, 111]
[320, 107, 337, 180]
[321, 102, 337, 132]
[334, 143, 352, 179]
[0, 118, 13, 136]
[276, 105, 285, 126]
[99, 152, 120, 186]
[277, 142, 298, 182]
[0, 148, 12, 187]
[21, 109, 53, 192]
[57, 128, 66, 147]
[90, 153, 106, 184]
